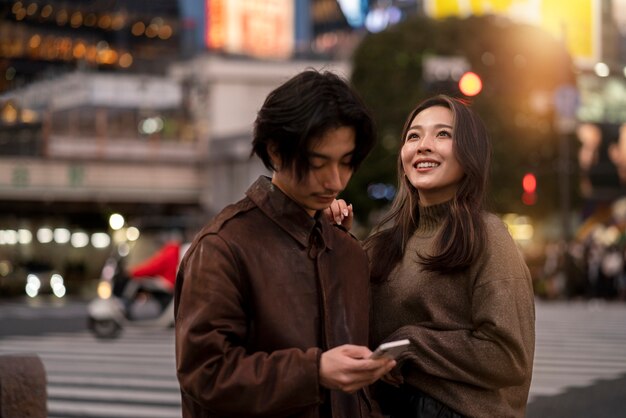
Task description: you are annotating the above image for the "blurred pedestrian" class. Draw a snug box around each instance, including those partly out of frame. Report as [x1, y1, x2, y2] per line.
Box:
[174, 69, 395, 417]
[122, 231, 187, 312]
[599, 245, 622, 299]
[129, 233, 182, 290]
[330, 95, 535, 417]
[619, 245, 626, 301]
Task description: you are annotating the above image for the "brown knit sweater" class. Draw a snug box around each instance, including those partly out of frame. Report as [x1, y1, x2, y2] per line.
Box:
[370, 202, 535, 418]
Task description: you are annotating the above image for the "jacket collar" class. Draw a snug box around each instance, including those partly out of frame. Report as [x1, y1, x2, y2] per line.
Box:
[246, 176, 334, 250]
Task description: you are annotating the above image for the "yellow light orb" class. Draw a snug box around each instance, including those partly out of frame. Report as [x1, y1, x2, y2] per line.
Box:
[458, 71, 482, 97]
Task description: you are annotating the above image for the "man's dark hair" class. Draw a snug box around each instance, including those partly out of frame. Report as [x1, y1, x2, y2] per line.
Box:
[252, 69, 376, 180]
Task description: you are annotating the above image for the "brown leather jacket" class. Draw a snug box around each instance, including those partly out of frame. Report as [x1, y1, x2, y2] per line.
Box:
[174, 176, 374, 418]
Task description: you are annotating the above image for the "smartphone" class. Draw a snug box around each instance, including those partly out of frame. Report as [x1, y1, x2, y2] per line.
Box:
[370, 339, 411, 360]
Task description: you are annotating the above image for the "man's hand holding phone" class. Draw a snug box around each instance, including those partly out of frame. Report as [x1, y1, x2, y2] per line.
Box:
[370, 339, 411, 360]
[369, 339, 410, 387]
[319, 344, 396, 393]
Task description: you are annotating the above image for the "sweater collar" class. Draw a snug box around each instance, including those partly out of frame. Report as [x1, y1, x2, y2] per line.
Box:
[245, 176, 334, 250]
[416, 200, 452, 235]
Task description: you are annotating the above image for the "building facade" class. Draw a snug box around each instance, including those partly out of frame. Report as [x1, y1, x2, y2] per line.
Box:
[0, 0, 355, 295]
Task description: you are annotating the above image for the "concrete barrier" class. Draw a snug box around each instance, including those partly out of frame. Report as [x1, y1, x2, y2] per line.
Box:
[0, 354, 47, 418]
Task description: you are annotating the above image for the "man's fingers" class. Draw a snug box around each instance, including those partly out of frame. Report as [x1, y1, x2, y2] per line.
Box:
[341, 364, 395, 393]
[339, 344, 372, 358]
[320, 344, 397, 394]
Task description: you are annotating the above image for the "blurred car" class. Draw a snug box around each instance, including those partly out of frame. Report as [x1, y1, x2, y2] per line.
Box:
[0, 261, 67, 299]
[23, 261, 67, 298]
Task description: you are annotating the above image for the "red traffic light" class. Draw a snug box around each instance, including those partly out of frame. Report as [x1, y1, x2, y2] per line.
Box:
[522, 173, 537, 194]
[458, 71, 482, 96]
[522, 173, 537, 205]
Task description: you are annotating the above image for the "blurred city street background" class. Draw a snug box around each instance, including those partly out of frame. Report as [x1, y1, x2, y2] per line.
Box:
[1, 0, 626, 417]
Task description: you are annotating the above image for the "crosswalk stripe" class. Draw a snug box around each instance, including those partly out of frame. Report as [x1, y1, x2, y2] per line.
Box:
[47, 374, 180, 390]
[533, 359, 626, 368]
[47, 400, 181, 418]
[48, 386, 181, 404]
[43, 362, 177, 378]
[0, 351, 175, 365]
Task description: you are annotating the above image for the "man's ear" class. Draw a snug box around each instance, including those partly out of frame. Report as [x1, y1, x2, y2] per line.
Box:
[268, 144, 281, 172]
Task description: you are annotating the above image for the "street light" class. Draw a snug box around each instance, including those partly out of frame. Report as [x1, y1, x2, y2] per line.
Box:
[108, 213, 125, 230]
[458, 71, 482, 96]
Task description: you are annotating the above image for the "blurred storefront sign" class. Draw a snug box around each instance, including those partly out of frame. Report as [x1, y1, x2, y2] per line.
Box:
[578, 73, 626, 124]
[0, 159, 200, 203]
[424, 0, 600, 65]
[205, 0, 295, 59]
[0, 159, 201, 203]
[29, 74, 180, 112]
[422, 55, 469, 82]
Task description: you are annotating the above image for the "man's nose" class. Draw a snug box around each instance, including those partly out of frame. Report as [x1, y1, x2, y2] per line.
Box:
[322, 164, 343, 191]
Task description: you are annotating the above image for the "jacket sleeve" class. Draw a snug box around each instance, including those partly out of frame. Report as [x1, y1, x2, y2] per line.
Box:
[388, 226, 535, 390]
[174, 233, 322, 417]
[129, 242, 179, 281]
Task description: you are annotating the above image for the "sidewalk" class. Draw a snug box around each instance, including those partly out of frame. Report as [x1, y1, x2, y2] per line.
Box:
[527, 373, 626, 418]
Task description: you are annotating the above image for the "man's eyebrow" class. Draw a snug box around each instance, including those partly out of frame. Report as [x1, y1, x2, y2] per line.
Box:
[307, 150, 355, 160]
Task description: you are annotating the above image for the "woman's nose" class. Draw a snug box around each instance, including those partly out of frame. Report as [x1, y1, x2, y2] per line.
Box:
[417, 135, 434, 153]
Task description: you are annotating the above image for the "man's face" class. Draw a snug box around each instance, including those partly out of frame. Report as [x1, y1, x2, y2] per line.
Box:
[271, 126, 356, 216]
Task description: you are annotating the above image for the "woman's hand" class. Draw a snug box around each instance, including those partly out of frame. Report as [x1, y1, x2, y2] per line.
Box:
[323, 199, 353, 230]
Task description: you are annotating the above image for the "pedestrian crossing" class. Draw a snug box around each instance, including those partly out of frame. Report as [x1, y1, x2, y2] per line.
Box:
[0, 327, 181, 418]
[0, 298, 88, 320]
[529, 300, 626, 402]
[1, 300, 626, 416]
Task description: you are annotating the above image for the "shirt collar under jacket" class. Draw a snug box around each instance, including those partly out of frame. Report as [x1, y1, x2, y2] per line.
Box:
[245, 176, 334, 251]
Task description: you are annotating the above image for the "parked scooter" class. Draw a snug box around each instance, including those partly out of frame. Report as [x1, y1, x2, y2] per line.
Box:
[87, 253, 175, 339]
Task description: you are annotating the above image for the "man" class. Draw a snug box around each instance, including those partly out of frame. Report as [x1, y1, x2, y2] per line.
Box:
[174, 70, 394, 417]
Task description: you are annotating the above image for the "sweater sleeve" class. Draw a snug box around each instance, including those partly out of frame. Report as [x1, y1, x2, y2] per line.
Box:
[174, 233, 322, 417]
[387, 222, 535, 390]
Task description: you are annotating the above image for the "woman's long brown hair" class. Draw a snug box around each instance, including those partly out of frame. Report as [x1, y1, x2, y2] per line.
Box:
[366, 95, 492, 282]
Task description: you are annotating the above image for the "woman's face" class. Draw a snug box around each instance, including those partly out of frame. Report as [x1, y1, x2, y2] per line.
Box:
[400, 105, 465, 206]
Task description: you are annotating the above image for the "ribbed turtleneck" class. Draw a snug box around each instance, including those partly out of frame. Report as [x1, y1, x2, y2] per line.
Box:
[415, 200, 452, 237]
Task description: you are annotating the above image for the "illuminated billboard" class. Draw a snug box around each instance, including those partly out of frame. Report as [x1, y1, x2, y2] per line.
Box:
[423, 0, 600, 64]
[205, 0, 295, 59]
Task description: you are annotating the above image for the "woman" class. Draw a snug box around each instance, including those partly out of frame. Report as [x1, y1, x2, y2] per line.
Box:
[331, 95, 535, 417]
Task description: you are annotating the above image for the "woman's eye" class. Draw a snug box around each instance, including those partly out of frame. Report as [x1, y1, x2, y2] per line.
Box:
[406, 133, 419, 141]
[438, 130, 451, 137]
